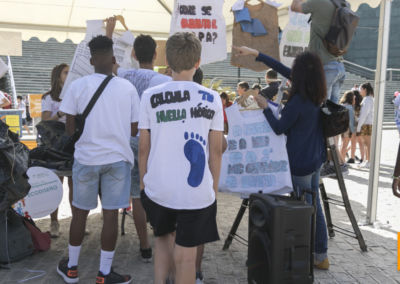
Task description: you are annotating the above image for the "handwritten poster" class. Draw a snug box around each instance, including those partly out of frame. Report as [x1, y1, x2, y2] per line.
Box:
[279, 9, 310, 67]
[60, 20, 138, 99]
[170, 0, 227, 65]
[219, 103, 292, 196]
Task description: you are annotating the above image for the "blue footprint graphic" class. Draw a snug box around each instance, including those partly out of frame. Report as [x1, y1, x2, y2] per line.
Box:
[184, 132, 206, 187]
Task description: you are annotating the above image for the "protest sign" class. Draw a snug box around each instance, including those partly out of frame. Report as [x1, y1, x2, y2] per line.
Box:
[0, 58, 8, 78]
[219, 104, 292, 196]
[170, 0, 227, 65]
[0, 109, 22, 136]
[13, 167, 63, 219]
[28, 94, 43, 118]
[60, 20, 138, 99]
[279, 9, 310, 67]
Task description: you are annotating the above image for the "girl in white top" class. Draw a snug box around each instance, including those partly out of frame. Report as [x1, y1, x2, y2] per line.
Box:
[41, 63, 71, 237]
[357, 82, 374, 168]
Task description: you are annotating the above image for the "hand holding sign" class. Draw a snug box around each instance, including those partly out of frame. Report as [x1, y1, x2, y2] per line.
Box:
[232, 46, 259, 57]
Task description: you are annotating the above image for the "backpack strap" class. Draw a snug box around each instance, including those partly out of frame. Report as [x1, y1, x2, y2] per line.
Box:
[82, 75, 113, 120]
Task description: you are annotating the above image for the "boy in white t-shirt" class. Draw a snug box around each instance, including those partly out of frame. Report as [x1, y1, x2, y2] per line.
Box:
[138, 32, 224, 283]
[57, 36, 139, 284]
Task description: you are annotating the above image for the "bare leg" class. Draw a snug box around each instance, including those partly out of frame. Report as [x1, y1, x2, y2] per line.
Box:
[340, 137, 350, 161]
[101, 209, 119, 251]
[154, 233, 175, 284]
[334, 136, 345, 164]
[350, 134, 356, 159]
[51, 176, 65, 222]
[357, 136, 365, 161]
[174, 244, 196, 284]
[363, 135, 371, 162]
[132, 198, 150, 249]
[69, 207, 89, 246]
[196, 245, 204, 273]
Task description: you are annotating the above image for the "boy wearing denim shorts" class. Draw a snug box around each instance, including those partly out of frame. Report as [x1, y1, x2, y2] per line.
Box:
[57, 35, 140, 284]
[138, 32, 224, 283]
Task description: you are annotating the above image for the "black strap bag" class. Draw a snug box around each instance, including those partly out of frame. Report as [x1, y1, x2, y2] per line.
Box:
[63, 75, 113, 154]
[321, 99, 349, 138]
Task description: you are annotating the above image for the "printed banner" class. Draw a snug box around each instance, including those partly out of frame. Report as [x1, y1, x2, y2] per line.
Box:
[28, 94, 43, 118]
[170, 0, 227, 65]
[279, 9, 310, 67]
[13, 167, 63, 219]
[60, 20, 138, 99]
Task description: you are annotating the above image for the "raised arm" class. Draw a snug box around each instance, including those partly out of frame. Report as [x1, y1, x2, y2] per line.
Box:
[232, 46, 292, 80]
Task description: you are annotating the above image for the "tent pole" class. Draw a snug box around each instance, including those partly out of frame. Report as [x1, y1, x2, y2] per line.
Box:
[157, 0, 172, 15]
[366, 0, 391, 224]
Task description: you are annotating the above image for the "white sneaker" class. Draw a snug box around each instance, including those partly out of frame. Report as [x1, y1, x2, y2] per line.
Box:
[363, 161, 370, 169]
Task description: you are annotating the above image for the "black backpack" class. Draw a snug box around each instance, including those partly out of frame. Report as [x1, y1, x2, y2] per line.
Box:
[323, 0, 359, 56]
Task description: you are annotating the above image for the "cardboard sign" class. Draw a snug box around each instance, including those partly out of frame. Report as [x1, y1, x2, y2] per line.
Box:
[154, 40, 167, 67]
[13, 167, 63, 219]
[279, 9, 310, 67]
[28, 94, 43, 118]
[170, 0, 227, 65]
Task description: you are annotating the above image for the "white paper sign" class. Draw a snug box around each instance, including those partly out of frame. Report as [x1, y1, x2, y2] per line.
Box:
[219, 104, 293, 197]
[279, 9, 310, 67]
[170, 0, 227, 65]
[60, 20, 138, 99]
[13, 167, 63, 219]
[0, 58, 8, 79]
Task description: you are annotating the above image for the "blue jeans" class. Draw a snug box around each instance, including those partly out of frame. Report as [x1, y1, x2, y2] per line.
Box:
[324, 61, 345, 104]
[292, 168, 328, 261]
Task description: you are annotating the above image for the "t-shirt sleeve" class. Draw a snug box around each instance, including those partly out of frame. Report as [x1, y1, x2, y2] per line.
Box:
[41, 95, 53, 112]
[130, 86, 140, 123]
[210, 91, 224, 131]
[138, 91, 151, 129]
[301, 0, 316, 14]
[59, 83, 78, 115]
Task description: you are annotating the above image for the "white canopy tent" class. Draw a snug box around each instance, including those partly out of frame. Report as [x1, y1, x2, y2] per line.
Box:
[0, 0, 390, 224]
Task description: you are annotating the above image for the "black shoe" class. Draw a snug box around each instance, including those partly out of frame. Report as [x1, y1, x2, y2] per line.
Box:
[347, 158, 355, 164]
[56, 258, 79, 283]
[140, 247, 152, 263]
[96, 269, 132, 284]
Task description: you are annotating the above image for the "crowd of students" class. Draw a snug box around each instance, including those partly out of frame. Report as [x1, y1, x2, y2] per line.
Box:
[8, 0, 393, 282]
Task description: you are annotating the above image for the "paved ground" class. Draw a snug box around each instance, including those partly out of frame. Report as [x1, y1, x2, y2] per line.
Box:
[1, 130, 400, 283]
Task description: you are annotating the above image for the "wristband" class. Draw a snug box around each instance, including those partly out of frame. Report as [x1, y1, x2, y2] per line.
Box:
[393, 175, 400, 180]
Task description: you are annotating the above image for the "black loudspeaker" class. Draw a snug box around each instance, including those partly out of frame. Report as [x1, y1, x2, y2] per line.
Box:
[247, 194, 314, 284]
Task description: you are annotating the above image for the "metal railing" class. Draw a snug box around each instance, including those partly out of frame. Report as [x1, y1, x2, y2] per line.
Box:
[343, 60, 400, 81]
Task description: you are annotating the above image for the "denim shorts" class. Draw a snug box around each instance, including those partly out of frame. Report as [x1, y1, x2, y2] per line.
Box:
[72, 160, 131, 210]
[130, 137, 140, 198]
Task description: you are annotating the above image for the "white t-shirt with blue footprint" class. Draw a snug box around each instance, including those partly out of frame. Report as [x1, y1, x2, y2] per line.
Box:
[139, 81, 224, 210]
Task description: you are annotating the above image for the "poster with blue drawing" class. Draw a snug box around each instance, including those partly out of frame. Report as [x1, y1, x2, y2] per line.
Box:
[219, 103, 293, 196]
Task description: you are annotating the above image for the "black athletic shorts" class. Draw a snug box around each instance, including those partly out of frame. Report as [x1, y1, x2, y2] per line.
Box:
[140, 190, 220, 247]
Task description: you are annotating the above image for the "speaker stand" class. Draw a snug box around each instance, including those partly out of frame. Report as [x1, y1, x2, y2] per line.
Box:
[222, 198, 249, 250]
[320, 138, 367, 252]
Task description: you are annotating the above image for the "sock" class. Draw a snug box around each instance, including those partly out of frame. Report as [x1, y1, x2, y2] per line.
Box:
[99, 250, 115, 275]
[68, 244, 81, 268]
